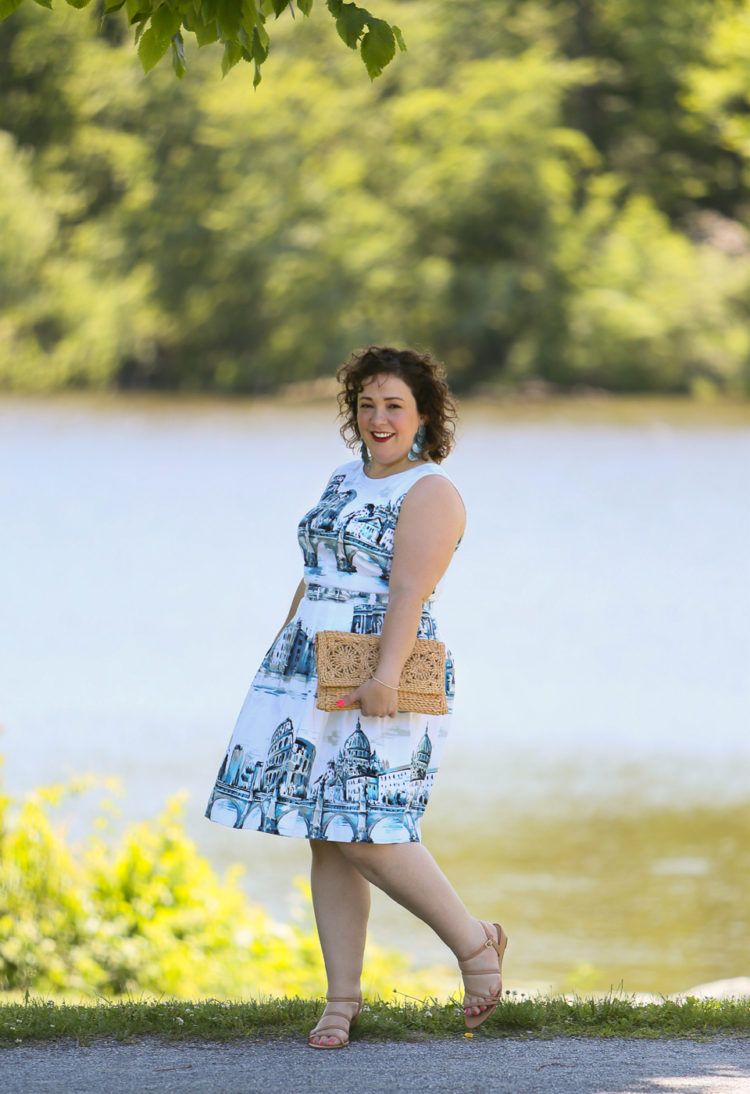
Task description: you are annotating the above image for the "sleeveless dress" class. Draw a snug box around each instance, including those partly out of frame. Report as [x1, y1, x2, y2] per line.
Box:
[204, 458, 460, 844]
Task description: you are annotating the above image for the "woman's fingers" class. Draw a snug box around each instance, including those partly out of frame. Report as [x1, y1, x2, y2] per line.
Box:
[335, 685, 363, 709]
[335, 680, 397, 717]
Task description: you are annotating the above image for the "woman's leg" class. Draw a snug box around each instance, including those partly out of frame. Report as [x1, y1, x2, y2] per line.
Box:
[336, 841, 502, 1016]
[308, 838, 371, 1046]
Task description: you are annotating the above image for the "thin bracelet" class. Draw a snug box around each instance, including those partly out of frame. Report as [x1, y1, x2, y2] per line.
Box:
[371, 675, 399, 691]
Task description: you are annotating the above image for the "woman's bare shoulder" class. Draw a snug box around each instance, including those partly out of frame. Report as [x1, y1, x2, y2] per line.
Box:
[404, 465, 465, 505]
[399, 468, 466, 534]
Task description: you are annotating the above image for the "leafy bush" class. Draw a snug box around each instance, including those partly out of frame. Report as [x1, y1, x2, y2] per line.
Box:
[0, 766, 454, 999]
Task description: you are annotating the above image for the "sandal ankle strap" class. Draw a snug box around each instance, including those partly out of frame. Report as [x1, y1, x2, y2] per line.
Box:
[457, 922, 501, 965]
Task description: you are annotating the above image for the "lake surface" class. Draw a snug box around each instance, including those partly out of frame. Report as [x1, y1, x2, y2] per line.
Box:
[2, 395, 749, 994]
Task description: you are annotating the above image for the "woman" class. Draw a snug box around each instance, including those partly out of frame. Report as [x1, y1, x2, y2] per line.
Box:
[205, 346, 507, 1048]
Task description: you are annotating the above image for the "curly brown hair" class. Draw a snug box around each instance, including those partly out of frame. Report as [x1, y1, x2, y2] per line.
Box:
[336, 346, 458, 463]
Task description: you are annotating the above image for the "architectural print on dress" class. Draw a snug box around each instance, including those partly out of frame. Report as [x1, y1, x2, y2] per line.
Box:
[261, 618, 316, 680]
[206, 713, 440, 843]
[297, 472, 401, 583]
[297, 474, 357, 570]
[444, 652, 456, 700]
[351, 602, 437, 639]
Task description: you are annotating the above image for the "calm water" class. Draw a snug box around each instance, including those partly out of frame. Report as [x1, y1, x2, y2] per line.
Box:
[2, 396, 749, 993]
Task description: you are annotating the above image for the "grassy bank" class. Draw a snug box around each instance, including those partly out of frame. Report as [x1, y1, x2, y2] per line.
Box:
[2, 995, 749, 1044]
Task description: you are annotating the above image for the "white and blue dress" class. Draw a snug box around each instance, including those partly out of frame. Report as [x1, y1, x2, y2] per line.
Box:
[205, 458, 459, 844]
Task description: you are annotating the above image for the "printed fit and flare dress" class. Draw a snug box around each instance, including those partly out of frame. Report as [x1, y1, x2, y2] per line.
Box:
[205, 459, 459, 844]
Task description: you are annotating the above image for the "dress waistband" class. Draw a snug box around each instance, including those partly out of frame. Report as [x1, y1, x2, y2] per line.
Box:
[304, 582, 389, 605]
[304, 582, 435, 610]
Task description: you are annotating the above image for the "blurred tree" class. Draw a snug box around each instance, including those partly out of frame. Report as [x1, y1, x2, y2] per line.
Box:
[1, 0, 750, 395]
[526, 1, 741, 217]
[682, 2, 750, 165]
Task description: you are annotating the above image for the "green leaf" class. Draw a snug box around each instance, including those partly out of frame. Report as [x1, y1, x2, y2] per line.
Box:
[194, 18, 218, 44]
[253, 58, 262, 87]
[152, 2, 181, 38]
[102, 0, 127, 12]
[392, 23, 405, 52]
[0, 0, 23, 19]
[240, 0, 258, 35]
[251, 21, 268, 62]
[138, 24, 171, 71]
[332, 1, 366, 49]
[171, 31, 186, 77]
[360, 17, 394, 79]
[65, 0, 94, 9]
[31, 0, 54, 10]
[217, 0, 240, 37]
[269, 0, 288, 15]
[126, 0, 150, 24]
[296, 0, 312, 13]
[221, 38, 242, 75]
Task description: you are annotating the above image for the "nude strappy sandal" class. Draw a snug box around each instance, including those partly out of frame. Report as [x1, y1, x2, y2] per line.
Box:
[308, 995, 363, 1049]
[458, 921, 508, 1030]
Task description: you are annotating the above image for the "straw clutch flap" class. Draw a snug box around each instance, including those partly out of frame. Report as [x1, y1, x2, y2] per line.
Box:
[315, 630, 448, 715]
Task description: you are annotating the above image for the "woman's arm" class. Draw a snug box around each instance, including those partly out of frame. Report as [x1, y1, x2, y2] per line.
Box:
[339, 475, 466, 717]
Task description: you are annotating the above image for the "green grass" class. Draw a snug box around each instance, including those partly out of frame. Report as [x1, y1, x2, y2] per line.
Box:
[2, 995, 749, 1044]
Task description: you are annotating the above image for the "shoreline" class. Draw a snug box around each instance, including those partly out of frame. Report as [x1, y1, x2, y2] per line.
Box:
[2, 387, 750, 428]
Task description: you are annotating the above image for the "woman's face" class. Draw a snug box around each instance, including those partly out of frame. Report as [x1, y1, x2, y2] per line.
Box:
[356, 372, 426, 476]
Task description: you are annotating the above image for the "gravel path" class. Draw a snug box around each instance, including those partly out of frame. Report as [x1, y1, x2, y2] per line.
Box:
[3, 1036, 749, 1094]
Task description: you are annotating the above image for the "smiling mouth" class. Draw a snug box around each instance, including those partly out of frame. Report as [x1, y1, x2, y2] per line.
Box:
[370, 432, 395, 443]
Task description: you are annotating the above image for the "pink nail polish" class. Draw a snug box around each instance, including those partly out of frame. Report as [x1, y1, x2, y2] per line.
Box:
[336, 700, 345, 707]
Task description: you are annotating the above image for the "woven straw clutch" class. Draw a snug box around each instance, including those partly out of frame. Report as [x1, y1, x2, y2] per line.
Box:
[315, 630, 448, 715]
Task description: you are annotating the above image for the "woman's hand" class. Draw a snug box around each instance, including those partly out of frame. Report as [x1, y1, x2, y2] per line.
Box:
[337, 677, 399, 718]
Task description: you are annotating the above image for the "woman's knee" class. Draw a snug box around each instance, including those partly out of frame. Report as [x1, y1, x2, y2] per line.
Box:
[309, 837, 346, 863]
[335, 840, 399, 878]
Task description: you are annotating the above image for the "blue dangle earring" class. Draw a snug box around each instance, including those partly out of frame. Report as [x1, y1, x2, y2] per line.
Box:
[407, 424, 426, 462]
[360, 438, 371, 467]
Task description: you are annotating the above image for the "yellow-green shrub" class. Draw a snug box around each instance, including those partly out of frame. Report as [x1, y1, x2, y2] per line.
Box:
[0, 767, 454, 1000]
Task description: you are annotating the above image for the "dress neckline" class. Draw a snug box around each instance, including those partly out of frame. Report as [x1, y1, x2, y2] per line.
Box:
[358, 460, 434, 482]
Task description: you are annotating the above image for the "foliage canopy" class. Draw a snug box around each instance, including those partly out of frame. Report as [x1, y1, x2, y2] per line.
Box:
[2, 1, 750, 396]
[0, 0, 404, 83]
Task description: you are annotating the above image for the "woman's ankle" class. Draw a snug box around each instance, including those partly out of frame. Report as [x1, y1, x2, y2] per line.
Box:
[454, 917, 488, 962]
[324, 987, 362, 1003]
